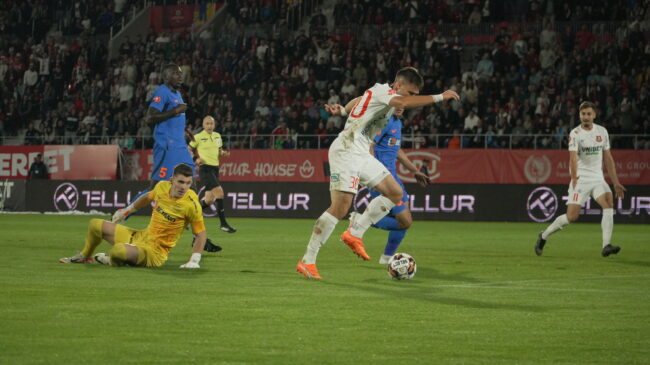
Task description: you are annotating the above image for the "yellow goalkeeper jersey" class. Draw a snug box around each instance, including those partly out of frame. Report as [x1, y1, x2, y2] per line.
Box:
[145, 181, 205, 254]
[189, 130, 223, 166]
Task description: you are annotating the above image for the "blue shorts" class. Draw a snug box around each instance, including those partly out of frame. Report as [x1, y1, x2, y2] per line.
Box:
[152, 144, 195, 181]
[369, 176, 408, 216]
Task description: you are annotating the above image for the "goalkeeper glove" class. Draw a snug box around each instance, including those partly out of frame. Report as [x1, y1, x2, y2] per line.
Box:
[112, 204, 136, 223]
[180, 253, 201, 269]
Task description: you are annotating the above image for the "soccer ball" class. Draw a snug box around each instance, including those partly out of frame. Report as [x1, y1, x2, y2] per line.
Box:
[386, 253, 417, 280]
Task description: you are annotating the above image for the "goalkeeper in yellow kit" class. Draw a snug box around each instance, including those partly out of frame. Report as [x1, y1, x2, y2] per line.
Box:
[59, 164, 207, 269]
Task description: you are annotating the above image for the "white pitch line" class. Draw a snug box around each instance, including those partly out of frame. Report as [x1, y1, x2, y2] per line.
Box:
[433, 273, 650, 288]
[441, 284, 649, 295]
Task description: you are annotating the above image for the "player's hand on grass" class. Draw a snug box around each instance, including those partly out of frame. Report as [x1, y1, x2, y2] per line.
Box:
[414, 171, 431, 187]
[174, 104, 187, 115]
[180, 261, 200, 269]
[614, 183, 626, 199]
[180, 253, 201, 269]
[441, 90, 460, 102]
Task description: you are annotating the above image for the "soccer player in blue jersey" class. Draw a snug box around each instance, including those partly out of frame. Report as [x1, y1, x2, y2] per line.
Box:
[146, 64, 195, 188]
[359, 108, 431, 264]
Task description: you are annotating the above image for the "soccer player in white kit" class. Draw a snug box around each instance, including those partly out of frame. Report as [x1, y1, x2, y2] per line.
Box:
[535, 101, 626, 257]
[296, 67, 460, 279]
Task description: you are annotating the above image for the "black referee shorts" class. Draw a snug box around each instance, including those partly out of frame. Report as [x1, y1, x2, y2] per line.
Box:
[199, 165, 221, 190]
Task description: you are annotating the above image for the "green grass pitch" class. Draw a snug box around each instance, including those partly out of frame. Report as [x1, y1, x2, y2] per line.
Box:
[0, 214, 648, 364]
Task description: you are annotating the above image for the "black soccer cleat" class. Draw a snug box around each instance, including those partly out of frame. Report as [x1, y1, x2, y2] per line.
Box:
[535, 232, 546, 256]
[192, 237, 223, 253]
[220, 224, 237, 233]
[601, 244, 621, 257]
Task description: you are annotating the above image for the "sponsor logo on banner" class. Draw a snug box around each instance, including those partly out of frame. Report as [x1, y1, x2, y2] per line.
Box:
[399, 151, 440, 183]
[527, 186, 558, 222]
[52, 182, 134, 212]
[54, 182, 80, 211]
[524, 155, 552, 183]
[299, 160, 315, 178]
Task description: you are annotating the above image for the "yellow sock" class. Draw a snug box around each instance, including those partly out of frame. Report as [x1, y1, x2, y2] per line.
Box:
[109, 242, 128, 266]
[81, 219, 104, 257]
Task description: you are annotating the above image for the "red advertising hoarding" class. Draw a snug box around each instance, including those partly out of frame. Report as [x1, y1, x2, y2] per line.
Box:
[121, 149, 650, 185]
[0, 145, 118, 180]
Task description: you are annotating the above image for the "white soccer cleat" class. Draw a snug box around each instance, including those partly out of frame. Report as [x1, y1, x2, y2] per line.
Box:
[93, 253, 111, 265]
[379, 254, 392, 265]
[59, 252, 92, 264]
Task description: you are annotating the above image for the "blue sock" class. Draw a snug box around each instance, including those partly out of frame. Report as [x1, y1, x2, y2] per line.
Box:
[384, 229, 406, 256]
[373, 215, 401, 231]
[124, 188, 150, 220]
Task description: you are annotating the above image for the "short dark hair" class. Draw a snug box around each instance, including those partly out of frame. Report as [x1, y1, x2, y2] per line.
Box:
[395, 67, 424, 89]
[173, 163, 193, 177]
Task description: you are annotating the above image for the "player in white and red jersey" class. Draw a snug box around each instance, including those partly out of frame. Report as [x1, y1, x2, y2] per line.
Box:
[535, 101, 626, 257]
[296, 67, 460, 279]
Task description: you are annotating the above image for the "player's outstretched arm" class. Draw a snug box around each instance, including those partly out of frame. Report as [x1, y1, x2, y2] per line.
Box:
[390, 90, 460, 110]
[397, 149, 430, 187]
[324, 96, 361, 117]
[180, 230, 206, 269]
[112, 191, 153, 223]
[603, 149, 626, 199]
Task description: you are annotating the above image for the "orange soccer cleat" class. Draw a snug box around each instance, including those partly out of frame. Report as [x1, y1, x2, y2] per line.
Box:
[296, 261, 322, 279]
[340, 230, 371, 261]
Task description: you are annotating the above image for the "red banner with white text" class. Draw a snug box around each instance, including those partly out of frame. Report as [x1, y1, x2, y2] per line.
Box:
[0, 145, 118, 180]
[121, 149, 650, 185]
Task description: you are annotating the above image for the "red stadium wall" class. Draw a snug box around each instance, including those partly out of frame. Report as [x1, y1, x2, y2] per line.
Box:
[121, 149, 650, 185]
[0, 145, 119, 180]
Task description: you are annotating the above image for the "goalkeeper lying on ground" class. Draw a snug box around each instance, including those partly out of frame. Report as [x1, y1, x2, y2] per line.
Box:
[59, 163, 211, 268]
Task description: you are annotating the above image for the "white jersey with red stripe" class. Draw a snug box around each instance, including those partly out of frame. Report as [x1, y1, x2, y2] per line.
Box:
[568, 123, 610, 183]
[336, 83, 397, 153]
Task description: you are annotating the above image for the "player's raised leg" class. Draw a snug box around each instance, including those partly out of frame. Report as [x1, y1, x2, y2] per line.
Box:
[536, 203, 580, 256]
[342, 173, 403, 256]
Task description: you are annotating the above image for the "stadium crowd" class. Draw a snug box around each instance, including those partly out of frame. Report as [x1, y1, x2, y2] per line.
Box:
[0, 0, 648, 149]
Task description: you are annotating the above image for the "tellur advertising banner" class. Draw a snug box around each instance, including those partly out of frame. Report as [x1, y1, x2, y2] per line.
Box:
[22, 181, 650, 223]
[122, 149, 650, 185]
[0, 145, 118, 180]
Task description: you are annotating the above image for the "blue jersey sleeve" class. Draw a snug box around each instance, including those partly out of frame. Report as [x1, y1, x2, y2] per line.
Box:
[149, 86, 168, 112]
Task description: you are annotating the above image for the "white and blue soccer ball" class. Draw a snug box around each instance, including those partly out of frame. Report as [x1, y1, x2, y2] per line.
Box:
[387, 253, 417, 280]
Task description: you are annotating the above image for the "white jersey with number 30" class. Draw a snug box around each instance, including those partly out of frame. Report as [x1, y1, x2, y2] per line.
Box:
[568, 123, 610, 182]
[337, 83, 397, 153]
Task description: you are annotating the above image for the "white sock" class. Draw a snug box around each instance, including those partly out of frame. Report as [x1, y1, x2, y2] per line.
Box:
[302, 212, 338, 264]
[601, 208, 614, 248]
[350, 196, 396, 238]
[542, 214, 570, 240]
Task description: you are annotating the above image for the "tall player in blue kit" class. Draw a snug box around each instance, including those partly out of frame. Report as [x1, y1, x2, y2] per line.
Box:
[148, 64, 195, 184]
[361, 108, 431, 264]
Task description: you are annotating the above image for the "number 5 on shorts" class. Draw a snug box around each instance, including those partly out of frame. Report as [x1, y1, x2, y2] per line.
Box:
[158, 167, 168, 178]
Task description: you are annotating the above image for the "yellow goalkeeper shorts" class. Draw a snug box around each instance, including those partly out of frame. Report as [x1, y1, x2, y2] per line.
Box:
[113, 224, 167, 267]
